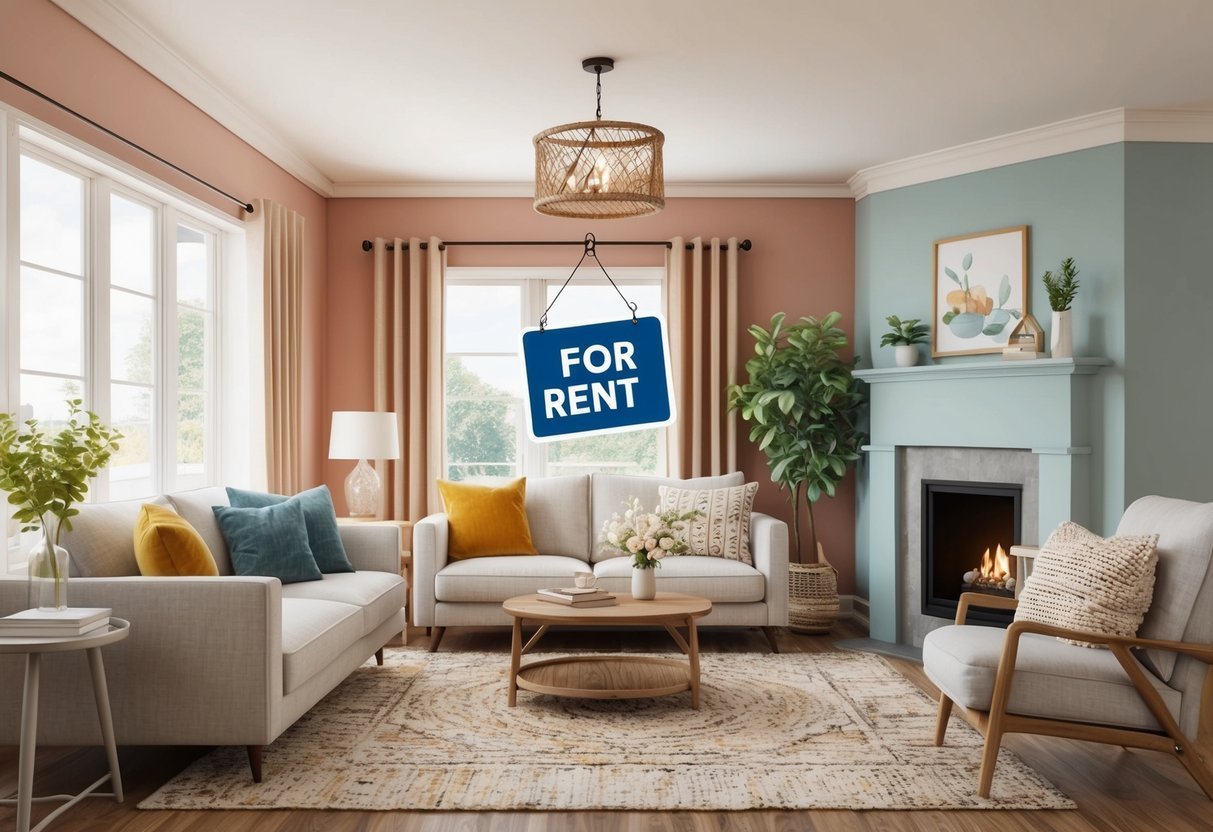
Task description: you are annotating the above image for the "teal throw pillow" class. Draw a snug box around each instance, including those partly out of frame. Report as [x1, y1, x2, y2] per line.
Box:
[213, 499, 322, 584]
[226, 485, 354, 574]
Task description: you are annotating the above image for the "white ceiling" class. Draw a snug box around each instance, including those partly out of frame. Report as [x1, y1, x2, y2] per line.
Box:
[55, 0, 1213, 194]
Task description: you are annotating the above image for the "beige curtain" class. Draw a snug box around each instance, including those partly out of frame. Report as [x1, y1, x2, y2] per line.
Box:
[664, 237, 740, 477]
[373, 237, 445, 520]
[252, 198, 304, 494]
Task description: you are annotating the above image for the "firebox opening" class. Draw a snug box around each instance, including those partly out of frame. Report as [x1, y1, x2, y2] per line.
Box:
[921, 480, 1022, 624]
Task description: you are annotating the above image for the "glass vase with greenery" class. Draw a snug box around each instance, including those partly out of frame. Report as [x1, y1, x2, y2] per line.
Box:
[0, 400, 122, 610]
[728, 313, 865, 562]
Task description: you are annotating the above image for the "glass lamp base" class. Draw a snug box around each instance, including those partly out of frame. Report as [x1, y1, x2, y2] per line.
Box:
[345, 458, 382, 517]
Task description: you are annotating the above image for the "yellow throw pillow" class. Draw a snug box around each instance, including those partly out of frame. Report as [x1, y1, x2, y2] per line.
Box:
[134, 503, 219, 576]
[437, 477, 539, 560]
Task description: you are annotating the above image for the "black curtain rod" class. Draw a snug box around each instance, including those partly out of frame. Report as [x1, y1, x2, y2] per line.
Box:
[0, 69, 255, 214]
[361, 239, 753, 253]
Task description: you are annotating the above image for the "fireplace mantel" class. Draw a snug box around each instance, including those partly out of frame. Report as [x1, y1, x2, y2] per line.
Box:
[855, 357, 1108, 384]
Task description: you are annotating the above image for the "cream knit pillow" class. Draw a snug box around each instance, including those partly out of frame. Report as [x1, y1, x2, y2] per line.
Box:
[658, 482, 759, 565]
[1014, 521, 1159, 648]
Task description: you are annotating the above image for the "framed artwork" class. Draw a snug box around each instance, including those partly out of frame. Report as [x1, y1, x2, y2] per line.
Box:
[932, 226, 1029, 357]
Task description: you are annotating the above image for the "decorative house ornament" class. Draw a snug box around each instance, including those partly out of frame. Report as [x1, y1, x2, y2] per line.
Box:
[932, 226, 1029, 357]
[533, 57, 665, 219]
[1003, 311, 1046, 359]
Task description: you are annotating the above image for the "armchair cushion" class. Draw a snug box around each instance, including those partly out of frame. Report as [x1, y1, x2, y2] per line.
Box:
[592, 555, 765, 602]
[923, 624, 1181, 732]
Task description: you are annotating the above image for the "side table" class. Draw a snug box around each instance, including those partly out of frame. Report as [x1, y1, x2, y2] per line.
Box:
[337, 518, 413, 642]
[0, 618, 130, 832]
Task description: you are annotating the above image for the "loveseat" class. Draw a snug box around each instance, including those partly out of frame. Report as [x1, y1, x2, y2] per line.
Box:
[0, 486, 406, 782]
[413, 473, 789, 651]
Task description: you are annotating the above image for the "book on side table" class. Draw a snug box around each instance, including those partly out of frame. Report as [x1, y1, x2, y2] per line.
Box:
[537, 588, 618, 607]
[0, 607, 112, 639]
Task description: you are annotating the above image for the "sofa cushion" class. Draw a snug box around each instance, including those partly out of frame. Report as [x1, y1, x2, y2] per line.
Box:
[133, 503, 218, 576]
[923, 624, 1181, 731]
[227, 485, 354, 574]
[435, 555, 590, 603]
[213, 500, 323, 584]
[280, 598, 364, 694]
[590, 473, 745, 562]
[467, 475, 591, 559]
[438, 478, 539, 559]
[167, 487, 233, 574]
[659, 482, 759, 564]
[60, 495, 174, 577]
[592, 555, 765, 603]
[282, 571, 406, 637]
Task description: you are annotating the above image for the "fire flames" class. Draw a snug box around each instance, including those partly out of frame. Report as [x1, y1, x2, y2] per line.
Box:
[964, 543, 1015, 592]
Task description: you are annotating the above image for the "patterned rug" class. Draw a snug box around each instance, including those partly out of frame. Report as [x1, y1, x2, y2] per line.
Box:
[140, 649, 1073, 811]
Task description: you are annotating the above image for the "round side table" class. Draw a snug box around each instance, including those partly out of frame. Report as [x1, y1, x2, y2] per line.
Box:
[0, 618, 130, 832]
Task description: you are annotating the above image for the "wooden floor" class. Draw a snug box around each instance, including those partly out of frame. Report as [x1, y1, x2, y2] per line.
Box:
[2, 620, 1210, 832]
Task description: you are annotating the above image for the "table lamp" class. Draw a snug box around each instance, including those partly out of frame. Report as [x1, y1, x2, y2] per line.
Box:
[328, 411, 400, 517]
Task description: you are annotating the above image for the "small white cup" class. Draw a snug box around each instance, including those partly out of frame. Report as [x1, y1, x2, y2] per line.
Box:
[574, 573, 597, 589]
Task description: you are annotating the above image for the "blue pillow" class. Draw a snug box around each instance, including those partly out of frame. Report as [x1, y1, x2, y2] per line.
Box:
[226, 485, 354, 574]
[212, 499, 322, 584]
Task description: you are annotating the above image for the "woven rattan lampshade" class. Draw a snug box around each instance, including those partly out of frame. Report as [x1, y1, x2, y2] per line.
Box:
[533, 59, 665, 219]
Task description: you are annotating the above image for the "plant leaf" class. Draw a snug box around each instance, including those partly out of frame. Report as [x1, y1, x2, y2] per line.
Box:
[999, 274, 1011, 307]
[944, 267, 960, 285]
[962, 252, 973, 271]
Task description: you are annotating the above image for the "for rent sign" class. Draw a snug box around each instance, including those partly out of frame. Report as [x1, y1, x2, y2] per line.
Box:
[520, 316, 675, 442]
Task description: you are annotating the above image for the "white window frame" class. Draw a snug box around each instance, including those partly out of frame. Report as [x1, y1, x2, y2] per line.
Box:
[444, 266, 667, 480]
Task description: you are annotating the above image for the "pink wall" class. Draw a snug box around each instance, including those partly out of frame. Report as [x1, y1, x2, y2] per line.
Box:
[3, 0, 328, 486]
[325, 198, 860, 593]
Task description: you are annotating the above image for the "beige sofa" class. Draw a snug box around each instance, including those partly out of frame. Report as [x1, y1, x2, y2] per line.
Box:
[413, 473, 789, 651]
[0, 487, 405, 782]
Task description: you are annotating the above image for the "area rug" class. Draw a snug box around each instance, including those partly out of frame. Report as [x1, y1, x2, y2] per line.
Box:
[140, 650, 1073, 811]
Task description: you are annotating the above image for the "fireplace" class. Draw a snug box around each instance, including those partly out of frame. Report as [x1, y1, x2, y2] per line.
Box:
[921, 480, 1022, 624]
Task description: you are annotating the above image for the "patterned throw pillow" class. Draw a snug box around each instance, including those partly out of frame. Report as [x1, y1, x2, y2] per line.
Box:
[1014, 521, 1159, 648]
[658, 482, 759, 565]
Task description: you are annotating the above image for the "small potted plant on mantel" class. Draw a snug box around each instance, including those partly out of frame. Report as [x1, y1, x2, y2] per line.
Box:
[880, 315, 930, 367]
[1041, 257, 1080, 358]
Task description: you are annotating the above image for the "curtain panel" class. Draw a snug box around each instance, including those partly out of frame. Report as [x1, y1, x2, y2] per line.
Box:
[664, 236, 741, 477]
[252, 198, 305, 494]
[372, 237, 445, 520]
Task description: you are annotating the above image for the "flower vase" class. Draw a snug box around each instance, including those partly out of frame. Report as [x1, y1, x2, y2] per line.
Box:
[29, 536, 70, 611]
[1050, 310, 1073, 359]
[631, 566, 657, 600]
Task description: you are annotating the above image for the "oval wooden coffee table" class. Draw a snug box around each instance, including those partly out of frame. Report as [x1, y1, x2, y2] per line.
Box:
[502, 592, 712, 710]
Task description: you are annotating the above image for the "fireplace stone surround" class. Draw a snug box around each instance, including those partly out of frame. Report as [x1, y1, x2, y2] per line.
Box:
[851, 358, 1107, 648]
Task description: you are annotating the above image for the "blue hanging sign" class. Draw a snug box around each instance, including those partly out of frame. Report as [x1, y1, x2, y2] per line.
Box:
[520, 315, 676, 442]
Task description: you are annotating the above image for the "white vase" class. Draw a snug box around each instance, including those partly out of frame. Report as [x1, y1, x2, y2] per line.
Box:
[893, 344, 919, 368]
[1050, 310, 1073, 359]
[631, 567, 657, 600]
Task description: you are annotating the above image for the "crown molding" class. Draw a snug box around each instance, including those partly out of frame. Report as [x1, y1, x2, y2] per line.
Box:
[330, 181, 853, 198]
[849, 108, 1213, 199]
[50, 0, 335, 197]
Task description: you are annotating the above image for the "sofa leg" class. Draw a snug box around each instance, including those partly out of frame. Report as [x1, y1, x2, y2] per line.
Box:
[246, 745, 263, 783]
[761, 626, 780, 654]
[375, 647, 384, 666]
[428, 627, 446, 653]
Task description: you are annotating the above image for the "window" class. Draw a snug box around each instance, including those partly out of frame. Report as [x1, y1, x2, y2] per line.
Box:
[444, 268, 664, 481]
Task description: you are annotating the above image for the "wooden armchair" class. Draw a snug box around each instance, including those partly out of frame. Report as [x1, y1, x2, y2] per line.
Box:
[923, 496, 1213, 799]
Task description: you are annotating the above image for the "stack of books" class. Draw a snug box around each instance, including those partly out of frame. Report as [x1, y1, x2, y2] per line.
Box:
[0, 607, 112, 639]
[536, 587, 618, 608]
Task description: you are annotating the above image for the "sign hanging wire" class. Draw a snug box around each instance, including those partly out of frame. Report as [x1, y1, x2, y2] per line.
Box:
[539, 233, 639, 331]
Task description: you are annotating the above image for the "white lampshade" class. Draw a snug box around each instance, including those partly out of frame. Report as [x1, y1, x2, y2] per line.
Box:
[328, 411, 400, 460]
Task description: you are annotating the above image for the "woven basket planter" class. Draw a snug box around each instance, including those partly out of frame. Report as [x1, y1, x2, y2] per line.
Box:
[788, 552, 839, 634]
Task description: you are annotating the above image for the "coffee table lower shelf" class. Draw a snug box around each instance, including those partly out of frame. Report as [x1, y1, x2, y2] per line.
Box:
[515, 655, 692, 701]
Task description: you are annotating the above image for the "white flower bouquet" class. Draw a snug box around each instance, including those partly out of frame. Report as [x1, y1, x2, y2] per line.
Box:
[598, 497, 699, 569]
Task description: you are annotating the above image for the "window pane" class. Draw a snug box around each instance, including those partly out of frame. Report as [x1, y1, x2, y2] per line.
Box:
[21, 267, 83, 376]
[544, 283, 662, 325]
[18, 374, 83, 426]
[110, 290, 154, 384]
[110, 194, 155, 294]
[109, 383, 153, 500]
[446, 399, 518, 470]
[178, 391, 207, 477]
[546, 429, 660, 476]
[177, 224, 211, 308]
[446, 284, 521, 352]
[445, 464, 516, 482]
[446, 356, 520, 399]
[20, 154, 84, 275]
[178, 306, 210, 391]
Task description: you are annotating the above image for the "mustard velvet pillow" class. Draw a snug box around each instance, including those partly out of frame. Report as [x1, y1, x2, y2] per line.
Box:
[438, 477, 539, 559]
[134, 503, 219, 576]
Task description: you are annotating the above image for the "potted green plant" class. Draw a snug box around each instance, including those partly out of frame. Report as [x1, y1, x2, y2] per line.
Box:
[0, 400, 122, 610]
[1041, 257, 1080, 358]
[728, 312, 865, 633]
[879, 315, 930, 367]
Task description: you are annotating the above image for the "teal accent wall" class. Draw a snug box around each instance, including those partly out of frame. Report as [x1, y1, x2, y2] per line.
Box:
[1124, 143, 1213, 505]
